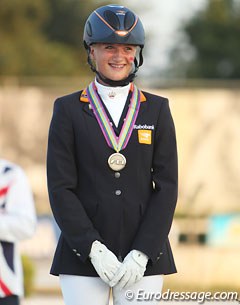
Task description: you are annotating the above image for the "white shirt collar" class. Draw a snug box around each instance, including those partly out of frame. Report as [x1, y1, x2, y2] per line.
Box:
[95, 79, 130, 102]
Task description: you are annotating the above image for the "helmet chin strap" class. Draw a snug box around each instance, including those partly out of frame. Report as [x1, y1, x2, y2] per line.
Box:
[87, 48, 143, 87]
[95, 70, 137, 87]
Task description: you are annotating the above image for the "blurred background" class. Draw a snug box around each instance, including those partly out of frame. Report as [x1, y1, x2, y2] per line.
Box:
[0, 0, 240, 303]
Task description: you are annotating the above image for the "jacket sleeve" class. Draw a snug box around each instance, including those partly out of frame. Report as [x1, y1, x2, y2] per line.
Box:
[47, 98, 103, 262]
[131, 99, 178, 264]
[0, 167, 36, 242]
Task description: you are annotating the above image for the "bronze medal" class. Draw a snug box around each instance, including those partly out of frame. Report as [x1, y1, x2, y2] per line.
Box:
[108, 153, 126, 171]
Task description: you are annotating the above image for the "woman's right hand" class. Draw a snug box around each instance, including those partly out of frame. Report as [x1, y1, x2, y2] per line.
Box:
[89, 240, 122, 285]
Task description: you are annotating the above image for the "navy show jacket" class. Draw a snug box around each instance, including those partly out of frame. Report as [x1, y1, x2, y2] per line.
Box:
[47, 85, 178, 276]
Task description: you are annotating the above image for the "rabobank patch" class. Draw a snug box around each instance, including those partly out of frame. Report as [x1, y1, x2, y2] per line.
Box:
[138, 130, 152, 145]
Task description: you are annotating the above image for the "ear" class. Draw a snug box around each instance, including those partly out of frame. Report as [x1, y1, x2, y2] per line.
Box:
[89, 46, 95, 61]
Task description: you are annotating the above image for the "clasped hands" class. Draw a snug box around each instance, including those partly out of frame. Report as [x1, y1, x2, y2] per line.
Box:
[89, 241, 148, 290]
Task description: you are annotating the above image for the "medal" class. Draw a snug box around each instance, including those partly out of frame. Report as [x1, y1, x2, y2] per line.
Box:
[108, 153, 126, 171]
[86, 82, 141, 171]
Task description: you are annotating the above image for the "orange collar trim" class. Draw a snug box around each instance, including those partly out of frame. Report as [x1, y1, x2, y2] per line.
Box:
[79, 83, 146, 103]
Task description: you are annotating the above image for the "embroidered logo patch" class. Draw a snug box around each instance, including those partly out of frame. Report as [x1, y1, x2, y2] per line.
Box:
[138, 130, 152, 145]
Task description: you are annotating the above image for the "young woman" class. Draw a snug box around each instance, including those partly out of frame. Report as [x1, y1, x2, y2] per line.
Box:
[47, 4, 178, 305]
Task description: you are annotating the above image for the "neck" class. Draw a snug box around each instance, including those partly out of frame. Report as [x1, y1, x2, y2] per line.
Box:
[95, 71, 136, 87]
[95, 78, 130, 90]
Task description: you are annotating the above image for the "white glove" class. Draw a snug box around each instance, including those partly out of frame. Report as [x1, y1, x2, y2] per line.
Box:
[109, 250, 148, 290]
[89, 240, 122, 285]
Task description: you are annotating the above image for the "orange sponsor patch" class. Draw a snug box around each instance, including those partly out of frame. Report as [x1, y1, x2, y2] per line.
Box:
[138, 130, 152, 144]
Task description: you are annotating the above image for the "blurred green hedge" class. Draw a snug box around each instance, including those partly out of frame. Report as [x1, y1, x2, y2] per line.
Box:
[22, 255, 35, 297]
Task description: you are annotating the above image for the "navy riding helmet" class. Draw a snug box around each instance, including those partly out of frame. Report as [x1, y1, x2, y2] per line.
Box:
[83, 4, 145, 86]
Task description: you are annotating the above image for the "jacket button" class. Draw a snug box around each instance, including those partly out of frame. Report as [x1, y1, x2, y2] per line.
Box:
[76, 253, 81, 257]
[115, 190, 121, 196]
[115, 172, 120, 178]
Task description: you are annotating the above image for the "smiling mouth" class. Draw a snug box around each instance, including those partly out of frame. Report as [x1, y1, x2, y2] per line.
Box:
[109, 63, 125, 69]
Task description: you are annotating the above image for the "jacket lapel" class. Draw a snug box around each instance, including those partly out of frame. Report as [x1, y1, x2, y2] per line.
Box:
[82, 103, 96, 118]
[137, 97, 148, 119]
[80, 89, 96, 118]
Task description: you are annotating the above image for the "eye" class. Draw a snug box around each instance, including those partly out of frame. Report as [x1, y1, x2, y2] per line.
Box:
[125, 46, 135, 52]
[105, 45, 114, 50]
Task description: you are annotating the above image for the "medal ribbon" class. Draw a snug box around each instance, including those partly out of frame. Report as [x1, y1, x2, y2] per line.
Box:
[86, 81, 141, 152]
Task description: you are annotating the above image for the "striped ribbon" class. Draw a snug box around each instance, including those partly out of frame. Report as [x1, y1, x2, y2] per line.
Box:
[86, 82, 141, 152]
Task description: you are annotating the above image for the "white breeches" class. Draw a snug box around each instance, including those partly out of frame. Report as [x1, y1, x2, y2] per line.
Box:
[59, 274, 164, 305]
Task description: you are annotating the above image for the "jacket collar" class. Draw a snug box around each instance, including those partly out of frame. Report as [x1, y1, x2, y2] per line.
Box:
[79, 82, 146, 103]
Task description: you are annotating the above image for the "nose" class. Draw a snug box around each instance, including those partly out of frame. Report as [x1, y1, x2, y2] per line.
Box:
[112, 47, 125, 60]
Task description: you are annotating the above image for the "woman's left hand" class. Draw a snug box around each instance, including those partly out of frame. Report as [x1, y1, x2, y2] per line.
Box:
[109, 250, 148, 289]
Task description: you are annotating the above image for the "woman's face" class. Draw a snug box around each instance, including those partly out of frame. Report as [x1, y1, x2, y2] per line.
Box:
[90, 43, 137, 84]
